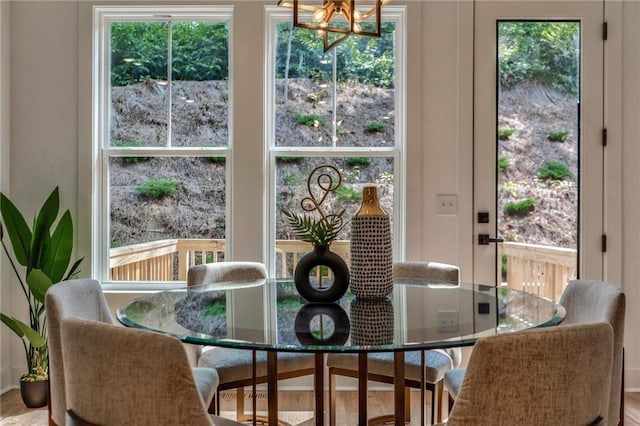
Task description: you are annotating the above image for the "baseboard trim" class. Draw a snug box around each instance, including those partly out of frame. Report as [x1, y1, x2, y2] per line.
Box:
[625, 367, 640, 391]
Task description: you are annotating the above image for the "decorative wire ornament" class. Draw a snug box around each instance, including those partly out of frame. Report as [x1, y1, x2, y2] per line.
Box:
[300, 164, 344, 228]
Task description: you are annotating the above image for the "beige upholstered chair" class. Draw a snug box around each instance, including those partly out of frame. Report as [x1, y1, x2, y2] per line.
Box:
[559, 280, 626, 426]
[327, 261, 462, 425]
[61, 317, 241, 426]
[444, 280, 626, 425]
[45, 279, 219, 425]
[445, 322, 613, 426]
[188, 261, 315, 422]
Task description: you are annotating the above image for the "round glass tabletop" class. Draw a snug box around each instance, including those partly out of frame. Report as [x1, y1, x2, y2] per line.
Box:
[116, 278, 565, 353]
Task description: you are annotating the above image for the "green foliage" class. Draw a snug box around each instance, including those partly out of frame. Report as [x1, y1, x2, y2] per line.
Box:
[296, 113, 325, 127]
[538, 161, 573, 181]
[282, 209, 345, 246]
[202, 299, 226, 318]
[207, 156, 225, 164]
[335, 186, 363, 203]
[274, 22, 396, 89]
[499, 181, 519, 197]
[110, 22, 229, 86]
[281, 171, 298, 186]
[112, 140, 150, 164]
[277, 156, 301, 163]
[499, 22, 579, 94]
[497, 128, 515, 140]
[135, 178, 180, 198]
[0, 187, 83, 379]
[547, 130, 570, 142]
[503, 198, 536, 217]
[501, 254, 508, 280]
[346, 157, 371, 167]
[498, 156, 510, 173]
[365, 121, 386, 133]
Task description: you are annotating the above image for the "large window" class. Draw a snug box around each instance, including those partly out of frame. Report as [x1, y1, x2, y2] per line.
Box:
[94, 7, 232, 285]
[265, 7, 406, 277]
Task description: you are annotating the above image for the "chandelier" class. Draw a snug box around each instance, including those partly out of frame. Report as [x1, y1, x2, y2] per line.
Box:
[277, 0, 390, 51]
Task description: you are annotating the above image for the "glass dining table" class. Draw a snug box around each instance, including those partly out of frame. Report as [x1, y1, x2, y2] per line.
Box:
[116, 278, 565, 426]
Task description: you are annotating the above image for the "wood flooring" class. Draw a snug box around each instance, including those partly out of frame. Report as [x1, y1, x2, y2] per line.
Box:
[1, 389, 639, 425]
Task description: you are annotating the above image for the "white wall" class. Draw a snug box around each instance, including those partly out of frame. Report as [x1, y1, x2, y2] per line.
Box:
[1, 0, 638, 391]
[0, 0, 13, 393]
[621, 0, 640, 391]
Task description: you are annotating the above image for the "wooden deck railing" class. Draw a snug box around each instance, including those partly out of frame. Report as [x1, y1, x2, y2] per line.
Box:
[110, 239, 577, 300]
[109, 239, 351, 282]
[499, 242, 577, 302]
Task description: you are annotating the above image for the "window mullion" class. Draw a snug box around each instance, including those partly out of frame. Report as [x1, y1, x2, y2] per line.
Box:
[167, 21, 172, 148]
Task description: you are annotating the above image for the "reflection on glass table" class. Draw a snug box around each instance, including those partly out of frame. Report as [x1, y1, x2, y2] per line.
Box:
[117, 278, 565, 425]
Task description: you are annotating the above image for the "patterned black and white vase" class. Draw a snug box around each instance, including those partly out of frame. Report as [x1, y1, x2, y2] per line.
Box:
[349, 186, 393, 299]
[350, 297, 394, 345]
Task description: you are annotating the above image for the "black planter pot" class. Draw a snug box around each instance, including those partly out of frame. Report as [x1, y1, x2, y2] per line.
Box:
[294, 244, 349, 303]
[20, 378, 49, 408]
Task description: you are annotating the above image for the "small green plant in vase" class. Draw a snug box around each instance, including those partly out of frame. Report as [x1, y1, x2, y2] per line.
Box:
[0, 187, 83, 407]
[282, 164, 349, 303]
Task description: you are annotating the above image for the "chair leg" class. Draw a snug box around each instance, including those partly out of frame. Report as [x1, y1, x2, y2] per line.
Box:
[236, 387, 245, 419]
[435, 381, 444, 423]
[404, 387, 411, 420]
[329, 371, 337, 426]
[620, 348, 625, 426]
[208, 392, 218, 414]
[431, 387, 436, 425]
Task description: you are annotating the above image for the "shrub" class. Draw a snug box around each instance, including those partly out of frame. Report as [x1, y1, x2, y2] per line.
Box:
[277, 156, 301, 163]
[296, 113, 324, 127]
[501, 254, 508, 280]
[547, 130, 570, 142]
[503, 198, 535, 217]
[135, 178, 180, 198]
[538, 161, 572, 181]
[207, 156, 225, 164]
[365, 121, 385, 133]
[335, 186, 363, 203]
[281, 171, 298, 186]
[497, 128, 515, 140]
[346, 157, 371, 167]
[498, 156, 510, 173]
[112, 140, 149, 164]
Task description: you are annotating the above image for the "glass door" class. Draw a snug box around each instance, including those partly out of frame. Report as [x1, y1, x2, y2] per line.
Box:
[473, 1, 604, 301]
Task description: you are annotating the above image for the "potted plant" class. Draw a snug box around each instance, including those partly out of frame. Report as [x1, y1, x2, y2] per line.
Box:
[0, 187, 83, 407]
[282, 164, 349, 303]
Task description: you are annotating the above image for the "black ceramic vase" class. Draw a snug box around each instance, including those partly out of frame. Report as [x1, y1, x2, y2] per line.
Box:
[294, 244, 349, 303]
[20, 379, 49, 408]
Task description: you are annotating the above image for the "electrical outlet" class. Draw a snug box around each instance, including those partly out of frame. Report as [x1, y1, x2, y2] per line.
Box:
[436, 194, 458, 216]
[437, 310, 458, 333]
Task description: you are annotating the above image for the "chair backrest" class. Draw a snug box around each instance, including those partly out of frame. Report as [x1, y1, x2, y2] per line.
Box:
[393, 261, 462, 367]
[61, 317, 213, 426]
[45, 279, 114, 426]
[393, 261, 459, 283]
[187, 261, 267, 287]
[560, 280, 626, 426]
[447, 322, 613, 426]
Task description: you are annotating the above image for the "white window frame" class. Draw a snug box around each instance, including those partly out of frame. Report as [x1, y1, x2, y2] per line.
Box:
[93, 6, 234, 290]
[263, 6, 407, 276]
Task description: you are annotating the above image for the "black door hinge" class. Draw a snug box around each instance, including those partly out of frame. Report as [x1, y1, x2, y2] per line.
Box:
[602, 128, 608, 147]
[602, 234, 607, 252]
[603, 22, 608, 41]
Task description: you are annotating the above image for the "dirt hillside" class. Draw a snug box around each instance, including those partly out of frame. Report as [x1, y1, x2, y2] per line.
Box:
[110, 80, 577, 249]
